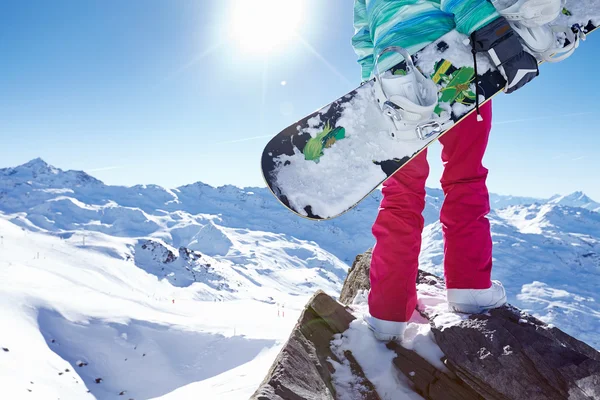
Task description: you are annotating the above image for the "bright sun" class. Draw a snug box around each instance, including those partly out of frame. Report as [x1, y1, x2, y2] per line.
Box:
[231, 0, 304, 53]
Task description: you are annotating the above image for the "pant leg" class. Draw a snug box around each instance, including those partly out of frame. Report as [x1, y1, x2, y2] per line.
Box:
[369, 149, 429, 322]
[438, 101, 493, 289]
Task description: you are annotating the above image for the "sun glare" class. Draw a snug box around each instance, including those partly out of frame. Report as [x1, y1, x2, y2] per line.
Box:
[231, 0, 304, 53]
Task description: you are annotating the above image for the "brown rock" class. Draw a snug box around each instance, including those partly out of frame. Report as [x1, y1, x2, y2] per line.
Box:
[250, 290, 380, 400]
[416, 268, 600, 400]
[339, 249, 372, 305]
[387, 341, 483, 400]
[426, 305, 600, 400]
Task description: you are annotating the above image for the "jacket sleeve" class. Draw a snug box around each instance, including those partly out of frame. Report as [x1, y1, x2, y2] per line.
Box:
[440, 0, 500, 35]
[351, 0, 375, 81]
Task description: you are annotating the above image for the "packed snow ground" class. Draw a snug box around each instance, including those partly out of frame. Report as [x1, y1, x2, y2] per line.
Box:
[1, 159, 599, 399]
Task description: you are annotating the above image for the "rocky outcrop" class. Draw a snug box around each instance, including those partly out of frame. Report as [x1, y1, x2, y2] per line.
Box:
[343, 250, 600, 400]
[419, 280, 600, 400]
[134, 239, 232, 290]
[255, 249, 600, 399]
[339, 249, 372, 305]
[250, 290, 380, 400]
[431, 307, 600, 399]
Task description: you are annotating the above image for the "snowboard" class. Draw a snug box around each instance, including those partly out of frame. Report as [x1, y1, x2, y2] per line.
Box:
[261, 3, 599, 220]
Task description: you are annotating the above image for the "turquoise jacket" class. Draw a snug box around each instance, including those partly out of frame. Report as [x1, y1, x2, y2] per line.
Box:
[352, 0, 500, 81]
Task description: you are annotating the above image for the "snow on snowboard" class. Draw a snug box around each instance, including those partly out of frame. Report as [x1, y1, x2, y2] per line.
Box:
[261, 1, 599, 220]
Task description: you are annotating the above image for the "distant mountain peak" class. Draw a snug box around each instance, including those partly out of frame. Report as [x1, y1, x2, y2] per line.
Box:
[18, 157, 59, 174]
[565, 191, 589, 200]
[550, 190, 587, 199]
[547, 191, 599, 212]
[1, 158, 103, 187]
[23, 157, 50, 167]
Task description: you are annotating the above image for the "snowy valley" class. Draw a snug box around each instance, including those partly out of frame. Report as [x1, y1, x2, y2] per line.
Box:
[0, 158, 599, 399]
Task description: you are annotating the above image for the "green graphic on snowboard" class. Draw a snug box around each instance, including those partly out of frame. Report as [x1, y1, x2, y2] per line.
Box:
[432, 60, 477, 115]
[393, 60, 476, 116]
[303, 123, 346, 162]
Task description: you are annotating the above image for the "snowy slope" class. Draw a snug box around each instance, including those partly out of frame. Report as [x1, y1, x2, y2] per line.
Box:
[0, 217, 306, 400]
[1, 158, 599, 399]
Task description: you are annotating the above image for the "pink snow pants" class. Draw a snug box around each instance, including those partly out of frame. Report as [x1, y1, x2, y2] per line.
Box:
[369, 101, 493, 323]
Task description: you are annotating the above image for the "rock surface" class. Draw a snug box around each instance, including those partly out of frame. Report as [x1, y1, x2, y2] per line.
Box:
[387, 341, 483, 400]
[339, 249, 372, 305]
[423, 295, 600, 398]
[250, 290, 380, 400]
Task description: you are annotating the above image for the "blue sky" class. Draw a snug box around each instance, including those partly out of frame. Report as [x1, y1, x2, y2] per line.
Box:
[1, 0, 599, 200]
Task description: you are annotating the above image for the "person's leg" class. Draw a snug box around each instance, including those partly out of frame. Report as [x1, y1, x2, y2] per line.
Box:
[369, 149, 429, 323]
[438, 101, 493, 290]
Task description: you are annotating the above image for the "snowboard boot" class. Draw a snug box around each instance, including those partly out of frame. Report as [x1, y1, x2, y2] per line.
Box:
[491, 0, 585, 62]
[364, 314, 407, 342]
[446, 280, 507, 314]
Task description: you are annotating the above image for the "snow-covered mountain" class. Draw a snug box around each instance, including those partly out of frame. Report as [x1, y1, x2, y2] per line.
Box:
[0, 158, 569, 262]
[0, 157, 380, 264]
[547, 191, 600, 213]
[1, 158, 599, 399]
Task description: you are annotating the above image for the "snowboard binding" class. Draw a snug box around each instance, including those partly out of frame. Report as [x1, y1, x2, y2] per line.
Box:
[372, 46, 451, 141]
[492, 0, 586, 62]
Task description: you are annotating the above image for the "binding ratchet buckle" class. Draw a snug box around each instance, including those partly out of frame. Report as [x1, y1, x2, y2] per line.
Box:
[416, 121, 443, 140]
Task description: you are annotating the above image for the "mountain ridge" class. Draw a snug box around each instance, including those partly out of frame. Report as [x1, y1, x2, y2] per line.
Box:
[3, 158, 598, 212]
